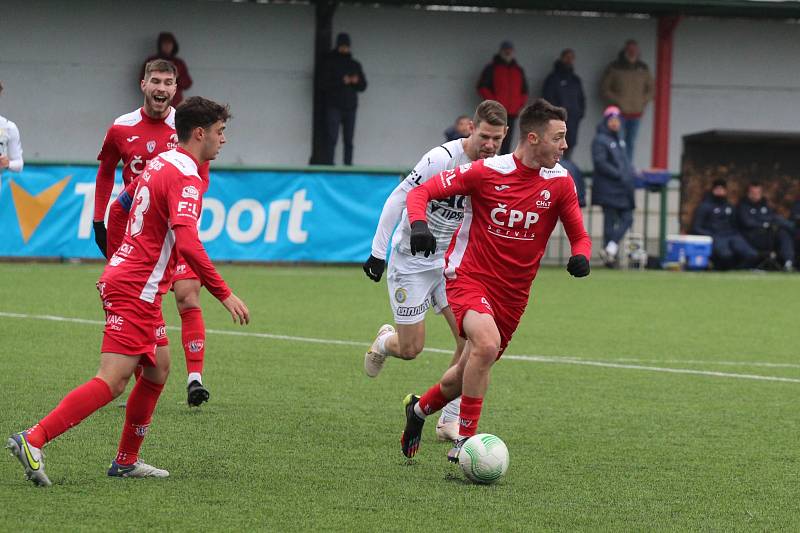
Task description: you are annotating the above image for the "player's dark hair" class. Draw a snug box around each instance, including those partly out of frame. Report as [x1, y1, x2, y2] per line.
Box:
[474, 100, 507, 127]
[748, 181, 762, 189]
[175, 97, 232, 142]
[518, 99, 567, 138]
[143, 59, 178, 80]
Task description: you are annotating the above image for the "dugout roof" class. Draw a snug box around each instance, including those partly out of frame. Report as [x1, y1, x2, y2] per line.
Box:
[345, 0, 800, 19]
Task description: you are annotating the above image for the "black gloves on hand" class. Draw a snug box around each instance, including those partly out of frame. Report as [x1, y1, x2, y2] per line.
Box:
[567, 254, 590, 277]
[93, 221, 108, 259]
[363, 254, 386, 282]
[409, 221, 436, 257]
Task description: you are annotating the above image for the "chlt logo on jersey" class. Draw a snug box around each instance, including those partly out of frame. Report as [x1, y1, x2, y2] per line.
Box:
[7, 176, 72, 243]
[536, 190, 552, 209]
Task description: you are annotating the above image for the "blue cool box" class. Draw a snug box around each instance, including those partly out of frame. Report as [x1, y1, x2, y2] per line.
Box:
[665, 235, 713, 270]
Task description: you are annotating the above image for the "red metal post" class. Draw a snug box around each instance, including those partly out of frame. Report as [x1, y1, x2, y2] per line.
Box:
[651, 15, 681, 170]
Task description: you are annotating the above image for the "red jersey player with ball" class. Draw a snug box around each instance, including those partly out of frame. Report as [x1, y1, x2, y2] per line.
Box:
[94, 59, 215, 406]
[400, 99, 591, 462]
[7, 97, 249, 486]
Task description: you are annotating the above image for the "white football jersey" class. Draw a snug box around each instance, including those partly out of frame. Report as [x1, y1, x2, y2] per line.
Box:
[0, 115, 24, 174]
[370, 138, 472, 273]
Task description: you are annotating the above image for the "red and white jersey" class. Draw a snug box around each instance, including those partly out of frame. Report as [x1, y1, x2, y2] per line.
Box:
[100, 148, 204, 304]
[94, 107, 179, 221]
[407, 154, 592, 305]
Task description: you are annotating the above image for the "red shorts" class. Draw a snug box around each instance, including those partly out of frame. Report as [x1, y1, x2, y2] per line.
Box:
[97, 282, 166, 366]
[172, 258, 199, 284]
[445, 277, 527, 357]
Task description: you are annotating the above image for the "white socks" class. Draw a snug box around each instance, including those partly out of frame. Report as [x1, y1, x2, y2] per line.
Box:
[377, 332, 392, 355]
[413, 402, 427, 419]
[188, 373, 202, 385]
[605, 240, 619, 258]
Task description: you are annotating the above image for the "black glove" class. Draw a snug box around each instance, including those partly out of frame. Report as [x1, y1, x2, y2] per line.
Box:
[363, 254, 386, 282]
[409, 221, 436, 257]
[93, 220, 108, 259]
[567, 254, 590, 277]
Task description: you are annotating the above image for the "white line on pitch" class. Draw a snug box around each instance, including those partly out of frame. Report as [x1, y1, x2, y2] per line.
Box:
[1, 311, 798, 383]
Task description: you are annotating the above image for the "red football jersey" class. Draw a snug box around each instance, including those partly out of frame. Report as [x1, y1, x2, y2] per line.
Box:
[99, 148, 204, 304]
[407, 154, 592, 305]
[94, 107, 179, 221]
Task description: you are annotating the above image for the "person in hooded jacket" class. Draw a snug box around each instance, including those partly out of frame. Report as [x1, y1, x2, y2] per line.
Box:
[141, 32, 192, 105]
[542, 49, 585, 158]
[591, 106, 635, 267]
[692, 179, 758, 270]
[321, 33, 367, 166]
[736, 182, 794, 271]
[477, 41, 528, 155]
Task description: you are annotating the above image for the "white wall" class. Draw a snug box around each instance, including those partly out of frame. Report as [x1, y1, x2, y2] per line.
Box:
[0, 0, 314, 167]
[1, 2, 798, 171]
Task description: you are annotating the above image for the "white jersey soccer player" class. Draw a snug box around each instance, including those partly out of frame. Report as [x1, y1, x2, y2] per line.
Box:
[0, 81, 24, 192]
[362, 101, 508, 441]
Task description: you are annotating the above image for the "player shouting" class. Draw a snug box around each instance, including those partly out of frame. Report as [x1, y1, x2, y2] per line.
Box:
[398, 99, 591, 460]
[93, 59, 213, 406]
[363, 101, 507, 441]
[7, 97, 249, 486]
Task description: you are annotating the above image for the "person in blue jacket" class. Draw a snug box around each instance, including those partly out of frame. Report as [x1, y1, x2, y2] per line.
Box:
[558, 157, 586, 208]
[736, 182, 794, 271]
[691, 179, 758, 270]
[591, 106, 635, 267]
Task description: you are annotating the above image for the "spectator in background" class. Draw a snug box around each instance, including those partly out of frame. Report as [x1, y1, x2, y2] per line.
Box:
[141, 32, 193, 105]
[558, 157, 586, 208]
[321, 33, 367, 166]
[601, 39, 653, 162]
[542, 48, 585, 158]
[736, 182, 795, 271]
[0, 81, 24, 194]
[692, 179, 758, 270]
[477, 41, 528, 155]
[591, 106, 635, 267]
[792, 200, 800, 269]
[444, 115, 471, 142]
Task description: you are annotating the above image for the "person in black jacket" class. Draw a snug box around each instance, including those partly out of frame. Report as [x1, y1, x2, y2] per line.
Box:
[736, 182, 794, 271]
[591, 106, 635, 267]
[558, 157, 586, 208]
[321, 33, 367, 165]
[542, 49, 585, 158]
[691, 179, 758, 270]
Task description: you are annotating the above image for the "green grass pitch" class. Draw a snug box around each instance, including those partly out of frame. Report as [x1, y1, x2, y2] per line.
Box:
[1, 263, 798, 531]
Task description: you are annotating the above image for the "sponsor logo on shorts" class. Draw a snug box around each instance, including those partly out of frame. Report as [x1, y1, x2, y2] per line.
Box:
[187, 339, 204, 353]
[182, 185, 199, 200]
[155, 325, 166, 339]
[480, 297, 492, 312]
[175, 264, 187, 275]
[106, 314, 124, 331]
[394, 287, 408, 303]
[396, 300, 430, 317]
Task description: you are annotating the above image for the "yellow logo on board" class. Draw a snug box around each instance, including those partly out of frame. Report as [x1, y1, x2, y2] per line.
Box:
[9, 176, 72, 243]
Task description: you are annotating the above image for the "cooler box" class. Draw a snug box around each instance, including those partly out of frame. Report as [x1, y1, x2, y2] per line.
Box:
[664, 235, 713, 270]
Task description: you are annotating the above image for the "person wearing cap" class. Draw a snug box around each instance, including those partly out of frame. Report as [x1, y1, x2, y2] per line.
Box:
[477, 41, 528, 155]
[542, 48, 585, 158]
[691, 179, 758, 270]
[591, 106, 635, 267]
[321, 32, 367, 166]
[0, 81, 24, 195]
[600, 39, 653, 163]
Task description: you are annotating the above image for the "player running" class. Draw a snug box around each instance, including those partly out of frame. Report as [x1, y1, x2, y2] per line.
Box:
[93, 59, 213, 406]
[6, 97, 249, 486]
[363, 101, 507, 441]
[398, 99, 591, 461]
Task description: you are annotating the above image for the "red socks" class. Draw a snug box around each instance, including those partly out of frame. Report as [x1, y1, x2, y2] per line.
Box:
[180, 308, 205, 375]
[418, 383, 449, 416]
[26, 377, 114, 448]
[115, 376, 164, 465]
[458, 395, 484, 438]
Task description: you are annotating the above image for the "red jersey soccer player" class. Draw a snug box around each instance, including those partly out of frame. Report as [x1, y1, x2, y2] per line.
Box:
[94, 59, 214, 407]
[7, 97, 249, 486]
[399, 99, 591, 461]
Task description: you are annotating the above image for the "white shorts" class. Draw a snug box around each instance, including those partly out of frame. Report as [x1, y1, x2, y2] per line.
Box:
[386, 263, 448, 325]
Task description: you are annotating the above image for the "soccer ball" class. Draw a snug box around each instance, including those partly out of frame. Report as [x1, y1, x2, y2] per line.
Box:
[458, 433, 509, 484]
